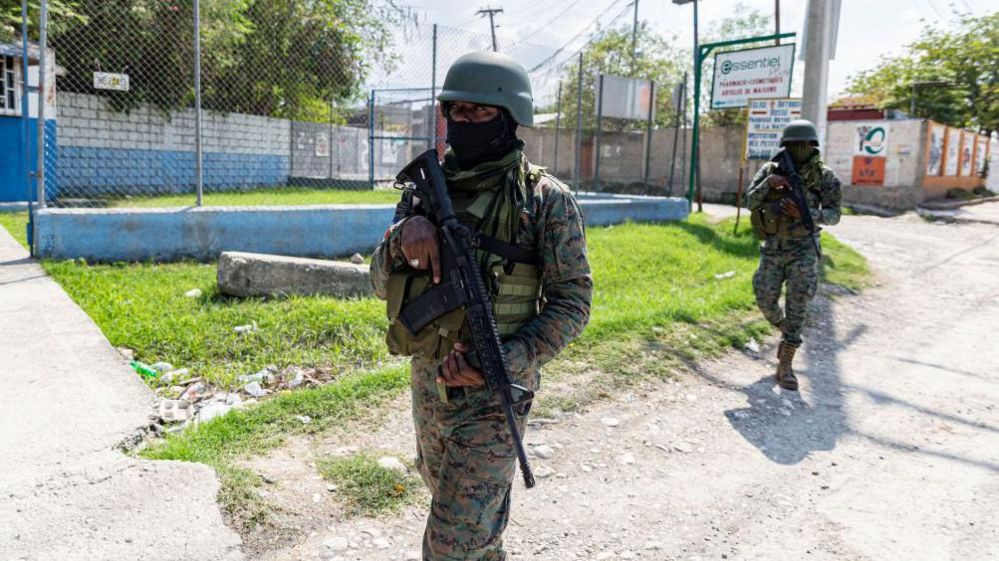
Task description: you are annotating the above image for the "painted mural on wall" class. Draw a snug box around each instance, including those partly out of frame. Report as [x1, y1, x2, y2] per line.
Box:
[945, 128, 961, 176]
[959, 131, 974, 176]
[850, 123, 889, 186]
[926, 123, 945, 176]
[975, 136, 989, 177]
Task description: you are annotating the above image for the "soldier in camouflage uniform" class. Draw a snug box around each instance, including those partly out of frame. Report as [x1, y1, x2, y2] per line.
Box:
[370, 51, 592, 560]
[746, 119, 841, 391]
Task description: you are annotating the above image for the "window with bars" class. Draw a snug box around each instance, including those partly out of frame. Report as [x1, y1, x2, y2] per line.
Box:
[1, 56, 18, 116]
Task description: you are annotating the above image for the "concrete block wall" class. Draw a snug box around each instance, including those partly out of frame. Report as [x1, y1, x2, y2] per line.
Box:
[55, 93, 290, 197]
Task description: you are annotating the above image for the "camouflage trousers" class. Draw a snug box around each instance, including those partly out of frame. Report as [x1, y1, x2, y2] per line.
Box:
[410, 358, 531, 561]
[752, 235, 820, 346]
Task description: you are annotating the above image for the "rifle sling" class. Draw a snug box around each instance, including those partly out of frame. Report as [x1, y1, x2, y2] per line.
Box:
[475, 233, 539, 266]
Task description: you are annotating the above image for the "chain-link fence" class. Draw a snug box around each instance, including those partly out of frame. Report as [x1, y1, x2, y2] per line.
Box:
[14, 1, 692, 209]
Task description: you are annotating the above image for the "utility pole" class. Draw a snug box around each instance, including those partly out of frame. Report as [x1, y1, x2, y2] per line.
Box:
[775, 0, 780, 45]
[801, 0, 840, 146]
[477, 7, 503, 51]
[631, 0, 639, 72]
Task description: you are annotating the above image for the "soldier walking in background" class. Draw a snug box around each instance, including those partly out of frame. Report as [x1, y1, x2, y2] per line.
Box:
[369, 51, 592, 560]
[747, 119, 842, 391]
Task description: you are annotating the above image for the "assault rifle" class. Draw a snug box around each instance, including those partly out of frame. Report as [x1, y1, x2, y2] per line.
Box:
[772, 148, 822, 259]
[396, 149, 537, 489]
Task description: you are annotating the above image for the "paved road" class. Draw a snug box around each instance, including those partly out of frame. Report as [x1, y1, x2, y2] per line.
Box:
[0, 229, 244, 561]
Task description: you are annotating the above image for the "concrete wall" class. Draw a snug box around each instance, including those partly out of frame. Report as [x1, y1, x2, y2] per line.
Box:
[56, 93, 290, 196]
[825, 119, 928, 209]
[34, 195, 689, 262]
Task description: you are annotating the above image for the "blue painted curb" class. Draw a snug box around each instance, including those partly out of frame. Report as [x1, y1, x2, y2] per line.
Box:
[35, 195, 689, 262]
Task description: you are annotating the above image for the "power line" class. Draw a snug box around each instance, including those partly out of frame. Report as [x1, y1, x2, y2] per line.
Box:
[527, 0, 628, 73]
[509, 0, 588, 48]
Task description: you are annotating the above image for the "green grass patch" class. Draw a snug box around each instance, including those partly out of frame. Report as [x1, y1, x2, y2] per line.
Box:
[317, 453, 424, 517]
[42, 260, 389, 385]
[141, 365, 409, 527]
[108, 187, 402, 208]
[0, 212, 29, 249]
[820, 232, 870, 292]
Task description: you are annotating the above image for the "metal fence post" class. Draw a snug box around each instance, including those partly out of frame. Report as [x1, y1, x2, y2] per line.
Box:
[368, 89, 375, 186]
[573, 51, 583, 189]
[594, 73, 604, 191]
[193, 0, 204, 205]
[329, 97, 335, 181]
[642, 80, 654, 190]
[36, 0, 48, 208]
[430, 24, 438, 153]
[553, 80, 562, 174]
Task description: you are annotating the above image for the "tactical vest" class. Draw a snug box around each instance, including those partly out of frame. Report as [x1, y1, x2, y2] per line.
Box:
[751, 164, 824, 238]
[384, 166, 545, 362]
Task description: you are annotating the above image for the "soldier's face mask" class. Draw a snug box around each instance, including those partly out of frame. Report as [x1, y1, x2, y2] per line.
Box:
[445, 105, 519, 169]
[787, 143, 815, 164]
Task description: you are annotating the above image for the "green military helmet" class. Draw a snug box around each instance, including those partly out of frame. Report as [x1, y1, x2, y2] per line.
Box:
[780, 119, 820, 146]
[438, 51, 534, 127]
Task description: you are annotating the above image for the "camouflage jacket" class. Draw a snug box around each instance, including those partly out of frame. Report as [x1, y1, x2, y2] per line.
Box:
[746, 158, 843, 229]
[370, 162, 593, 378]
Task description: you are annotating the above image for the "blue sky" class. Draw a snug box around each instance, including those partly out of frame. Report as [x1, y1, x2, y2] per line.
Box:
[387, 0, 995, 99]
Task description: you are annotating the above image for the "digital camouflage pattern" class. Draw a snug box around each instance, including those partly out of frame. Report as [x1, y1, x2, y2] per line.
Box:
[746, 154, 842, 345]
[370, 159, 592, 560]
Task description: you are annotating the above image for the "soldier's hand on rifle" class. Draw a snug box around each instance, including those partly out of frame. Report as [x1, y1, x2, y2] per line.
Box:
[438, 342, 486, 387]
[401, 216, 442, 284]
[781, 198, 801, 219]
[768, 175, 791, 191]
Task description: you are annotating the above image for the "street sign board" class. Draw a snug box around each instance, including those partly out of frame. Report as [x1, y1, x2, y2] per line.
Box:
[93, 72, 130, 91]
[711, 44, 795, 110]
[744, 97, 801, 160]
[597, 74, 655, 121]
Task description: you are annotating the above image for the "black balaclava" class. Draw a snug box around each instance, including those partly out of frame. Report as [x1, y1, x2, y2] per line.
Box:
[445, 105, 520, 169]
[787, 143, 817, 166]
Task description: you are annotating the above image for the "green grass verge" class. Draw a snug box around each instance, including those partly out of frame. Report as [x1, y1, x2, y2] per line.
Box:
[61, 214, 867, 527]
[107, 187, 402, 208]
[0, 212, 29, 249]
[42, 260, 389, 385]
[317, 453, 424, 517]
[820, 232, 871, 292]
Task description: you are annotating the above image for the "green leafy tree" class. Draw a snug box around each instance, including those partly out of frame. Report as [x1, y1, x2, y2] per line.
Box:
[848, 11, 999, 134]
[552, 24, 687, 133]
[0, 0, 86, 42]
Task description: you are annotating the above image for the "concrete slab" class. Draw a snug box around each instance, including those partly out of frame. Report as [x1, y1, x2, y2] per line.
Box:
[218, 251, 372, 298]
[0, 228, 244, 561]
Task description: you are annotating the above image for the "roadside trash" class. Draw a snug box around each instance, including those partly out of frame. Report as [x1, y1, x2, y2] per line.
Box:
[350, 253, 364, 265]
[244, 381, 268, 398]
[181, 382, 206, 401]
[130, 361, 159, 379]
[234, 321, 259, 334]
[184, 288, 203, 298]
[714, 271, 736, 280]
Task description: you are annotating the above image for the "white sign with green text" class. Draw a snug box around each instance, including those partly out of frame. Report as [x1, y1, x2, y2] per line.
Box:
[711, 44, 795, 110]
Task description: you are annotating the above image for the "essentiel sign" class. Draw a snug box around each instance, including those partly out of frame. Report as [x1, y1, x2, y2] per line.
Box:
[710, 43, 795, 110]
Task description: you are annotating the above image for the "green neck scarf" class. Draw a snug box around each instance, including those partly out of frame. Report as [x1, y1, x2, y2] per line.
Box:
[798, 151, 824, 190]
[441, 146, 527, 268]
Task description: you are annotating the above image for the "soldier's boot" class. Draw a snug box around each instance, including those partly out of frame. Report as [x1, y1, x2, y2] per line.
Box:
[775, 340, 799, 391]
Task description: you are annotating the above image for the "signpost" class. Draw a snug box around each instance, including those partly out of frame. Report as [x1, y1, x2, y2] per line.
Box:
[710, 44, 795, 110]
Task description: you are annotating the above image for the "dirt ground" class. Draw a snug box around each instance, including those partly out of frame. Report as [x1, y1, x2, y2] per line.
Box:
[238, 209, 999, 561]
